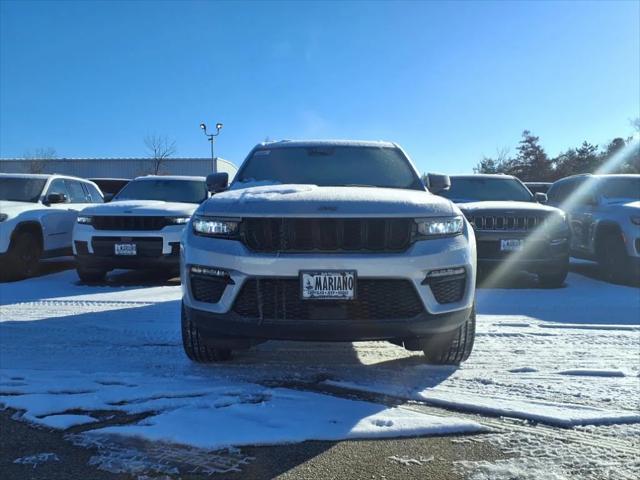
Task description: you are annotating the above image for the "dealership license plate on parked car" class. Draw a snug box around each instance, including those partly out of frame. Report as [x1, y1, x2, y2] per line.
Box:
[500, 239, 523, 252]
[301, 271, 356, 300]
[114, 243, 137, 256]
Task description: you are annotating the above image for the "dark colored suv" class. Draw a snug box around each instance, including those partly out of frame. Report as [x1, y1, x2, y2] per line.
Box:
[437, 174, 571, 287]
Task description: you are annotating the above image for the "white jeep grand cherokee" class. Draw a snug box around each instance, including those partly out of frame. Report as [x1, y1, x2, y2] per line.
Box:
[72, 175, 207, 282]
[181, 140, 477, 365]
[0, 173, 103, 280]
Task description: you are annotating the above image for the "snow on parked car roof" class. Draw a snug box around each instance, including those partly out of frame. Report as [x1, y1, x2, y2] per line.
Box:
[134, 175, 206, 181]
[257, 139, 397, 149]
[0, 172, 93, 181]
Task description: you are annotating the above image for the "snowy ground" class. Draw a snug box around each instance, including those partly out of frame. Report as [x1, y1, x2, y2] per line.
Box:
[0, 261, 638, 478]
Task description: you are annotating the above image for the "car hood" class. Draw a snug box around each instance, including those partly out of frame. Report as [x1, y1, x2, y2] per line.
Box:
[80, 200, 198, 217]
[0, 200, 45, 218]
[456, 200, 561, 215]
[201, 185, 455, 217]
[601, 198, 640, 210]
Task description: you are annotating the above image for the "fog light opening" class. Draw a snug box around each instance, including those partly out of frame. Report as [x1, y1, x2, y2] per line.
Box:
[423, 267, 466, 283]
[190, 265, 231, 280]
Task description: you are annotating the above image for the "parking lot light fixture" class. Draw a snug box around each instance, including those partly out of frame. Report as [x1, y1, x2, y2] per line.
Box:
[200, 121, 223, 173]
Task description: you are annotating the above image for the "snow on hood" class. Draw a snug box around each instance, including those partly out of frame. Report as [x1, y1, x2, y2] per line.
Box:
[80, 200, 198, 217]
[456, 200, 562, 215]
[601, 198, 640, 209]
[202, 185, 455, 217]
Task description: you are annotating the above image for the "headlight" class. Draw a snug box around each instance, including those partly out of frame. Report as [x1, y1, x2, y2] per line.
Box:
[166, 216, 191, 225]
[192, 216, 240, 237]
[0, 213, 7, 222]
[415, 216, 464, 237]
[631, 216, 640, 226]
[77, 216, 92, 225]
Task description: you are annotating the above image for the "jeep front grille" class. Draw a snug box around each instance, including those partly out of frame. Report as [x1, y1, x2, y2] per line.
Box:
[232, 278, 423, 321]
[469, 215, 542, 232]
[240, 218, 413, 253]
[92, 216, 168, 231]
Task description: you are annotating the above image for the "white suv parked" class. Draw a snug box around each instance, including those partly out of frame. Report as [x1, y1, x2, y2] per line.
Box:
[72, 175, 207, 282]
[0, 173, 104, 280]
[181, 140, 477, 365]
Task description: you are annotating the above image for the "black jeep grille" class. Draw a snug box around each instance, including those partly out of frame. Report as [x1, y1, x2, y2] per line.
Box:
[232, 278, 423, 321]
[240, 218, 413, 253]
[469, 214, 543, 232]
[92, 216, 169, 231]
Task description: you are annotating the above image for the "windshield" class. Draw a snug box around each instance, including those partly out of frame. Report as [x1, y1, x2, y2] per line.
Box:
[0, 177, 47, 202]
[598, 177, 640, 200]
[440, 177, 533, 202]
[234, 146, 423, 190]
[113, 179, 207, 203]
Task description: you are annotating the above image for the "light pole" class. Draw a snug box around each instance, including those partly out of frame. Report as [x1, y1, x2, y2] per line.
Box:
[199, 122, 223, 173]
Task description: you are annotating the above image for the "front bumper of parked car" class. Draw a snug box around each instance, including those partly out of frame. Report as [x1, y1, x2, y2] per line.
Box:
[474, 231, 570, 274]
[181, 222, 476, 343]
[72, 224, 184, 270]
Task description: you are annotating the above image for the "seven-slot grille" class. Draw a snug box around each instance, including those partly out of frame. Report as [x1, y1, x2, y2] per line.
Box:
[92, 216, 169, 231]
[232, 278, 423, 321]
[240, 218, 413, 252]
[469, 214, 542, 232]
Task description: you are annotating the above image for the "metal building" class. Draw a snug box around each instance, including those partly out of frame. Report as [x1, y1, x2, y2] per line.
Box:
[0, 157, 237, 179]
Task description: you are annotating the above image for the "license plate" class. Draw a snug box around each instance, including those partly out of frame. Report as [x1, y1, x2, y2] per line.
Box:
[500, 239, 523, 252]
[301, 271, 356, 300]
[114, 243, 137, 256]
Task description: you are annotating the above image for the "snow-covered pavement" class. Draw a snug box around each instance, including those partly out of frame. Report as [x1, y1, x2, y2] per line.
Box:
[0, 264, 638, 478]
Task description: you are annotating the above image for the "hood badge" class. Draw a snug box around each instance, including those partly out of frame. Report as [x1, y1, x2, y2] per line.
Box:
[318, 206, 338, 212]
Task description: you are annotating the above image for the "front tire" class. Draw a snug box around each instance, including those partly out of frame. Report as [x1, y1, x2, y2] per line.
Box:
[181, 303, 232, 362]
[598, 231, 630, 283]
[6, 232, 41, 280]
[76, 264, 107, 283]
[422, 306, 476, 365]
[538, 263, 569, 288]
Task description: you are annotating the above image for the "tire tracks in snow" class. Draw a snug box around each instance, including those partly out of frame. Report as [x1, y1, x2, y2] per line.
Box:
[270, 379, 640, 457]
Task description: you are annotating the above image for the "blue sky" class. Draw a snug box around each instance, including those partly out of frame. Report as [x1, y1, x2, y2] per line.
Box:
[1, 0, 638, 174]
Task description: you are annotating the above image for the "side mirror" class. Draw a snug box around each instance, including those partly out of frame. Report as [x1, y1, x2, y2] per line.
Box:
[426, 173, 451, 194]
[206, 172, 229, 193]
[535, 192, 548, 204]
[45, 192, 68, 205]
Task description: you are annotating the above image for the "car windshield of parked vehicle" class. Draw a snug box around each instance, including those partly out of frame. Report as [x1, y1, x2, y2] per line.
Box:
[113, 179, 207, 203]
[440, 177, 534, 203]
[0, 177, 47, 202]
[234, 146, 423, 190]
[598, 177, 640, 200]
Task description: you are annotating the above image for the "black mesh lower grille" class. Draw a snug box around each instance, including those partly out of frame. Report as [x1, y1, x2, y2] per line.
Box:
[91, 237, 163, 257]
[232, 278, 423, 321]
[190, 275, 229, 303]
[477, 240, 549, 260]
[428, 275, 466, 304]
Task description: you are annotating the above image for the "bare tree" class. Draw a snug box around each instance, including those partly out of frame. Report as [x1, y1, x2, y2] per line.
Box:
[144, 134, 176, 174]
[23, 147, 57, 174]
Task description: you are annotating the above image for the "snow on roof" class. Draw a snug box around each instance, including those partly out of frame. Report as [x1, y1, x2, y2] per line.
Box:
[257, 139, 397, 149]
[450, 173, 517, 179]
[133, 175, 206, 181]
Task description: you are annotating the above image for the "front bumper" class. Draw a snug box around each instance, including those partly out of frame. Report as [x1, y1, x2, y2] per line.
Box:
[181, 221, 476, 341]
[185, 303, 473, 343]
[475, 231, 570, 274]
[72, 224, 184, 271]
